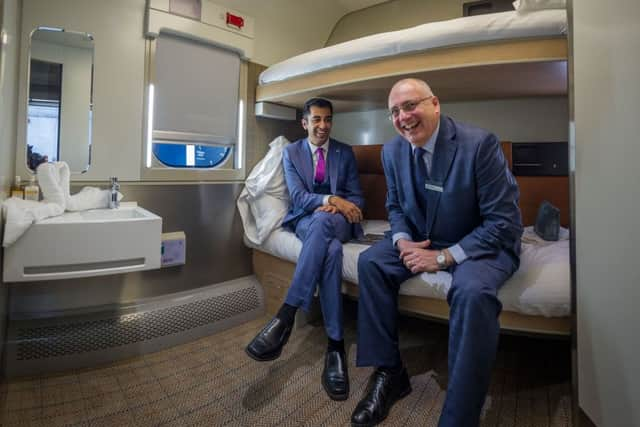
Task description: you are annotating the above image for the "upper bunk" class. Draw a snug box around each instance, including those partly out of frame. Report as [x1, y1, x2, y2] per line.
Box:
[255, 9, 568, 112]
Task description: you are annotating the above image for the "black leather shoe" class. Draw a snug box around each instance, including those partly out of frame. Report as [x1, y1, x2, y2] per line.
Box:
[245, 317, 293, 362]
[322, 350, 349, 400]
[351, 368, 411, 427]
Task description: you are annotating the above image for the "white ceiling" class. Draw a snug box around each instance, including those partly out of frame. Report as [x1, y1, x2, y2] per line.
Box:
[337, 0, 390, 13]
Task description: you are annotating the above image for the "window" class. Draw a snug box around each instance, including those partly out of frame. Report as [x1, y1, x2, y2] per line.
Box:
[143, 31, 247, 179]
[27, 60, 62, 169]
[152, 143, 231, 168]
[27, 102, 60, 167]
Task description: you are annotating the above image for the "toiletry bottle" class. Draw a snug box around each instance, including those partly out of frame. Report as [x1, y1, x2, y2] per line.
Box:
[10, 176, 24, 199]
[24, 175, 40, 201]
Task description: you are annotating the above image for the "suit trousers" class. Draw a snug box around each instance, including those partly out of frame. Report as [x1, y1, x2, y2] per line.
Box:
[284, 211, 352, 340]
[356, 236, 514, 427]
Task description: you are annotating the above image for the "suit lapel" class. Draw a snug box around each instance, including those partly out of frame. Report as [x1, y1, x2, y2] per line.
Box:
[328, 140, 340, 194]
[425, 117, 458, 237]
[294, 139, 314, 191]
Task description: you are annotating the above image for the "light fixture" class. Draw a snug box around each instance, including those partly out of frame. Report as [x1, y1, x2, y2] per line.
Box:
[236, 99, 245, 169]
[146, 84, 155, 168]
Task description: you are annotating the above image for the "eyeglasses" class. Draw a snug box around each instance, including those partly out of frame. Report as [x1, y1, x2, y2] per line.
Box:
[387, 96, 433, 120]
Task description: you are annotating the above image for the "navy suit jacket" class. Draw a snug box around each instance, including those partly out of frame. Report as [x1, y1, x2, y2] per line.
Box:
[383, 115, 522, 264]
[282, 138, 365, 236]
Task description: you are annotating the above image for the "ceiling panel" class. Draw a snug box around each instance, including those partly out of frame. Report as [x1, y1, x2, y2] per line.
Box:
[337, 0, 390, 13]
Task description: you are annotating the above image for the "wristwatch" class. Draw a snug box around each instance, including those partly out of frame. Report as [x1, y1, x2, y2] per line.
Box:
[436, 250, 447, 270]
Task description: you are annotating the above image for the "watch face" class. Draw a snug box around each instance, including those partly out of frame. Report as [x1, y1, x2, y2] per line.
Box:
[437, 253, 445, 264]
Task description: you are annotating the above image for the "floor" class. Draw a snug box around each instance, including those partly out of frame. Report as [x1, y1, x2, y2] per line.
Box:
[0, 302, 572, 426]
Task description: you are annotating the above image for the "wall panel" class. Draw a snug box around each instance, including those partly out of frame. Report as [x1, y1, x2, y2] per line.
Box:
[0, 0, 19, 197]
[327, 0, 469, 46]
[332, 97, 569, 146]
[18, 0, 146, 181]
[0, 0, 21, 370]
[574, 0, 640, 425]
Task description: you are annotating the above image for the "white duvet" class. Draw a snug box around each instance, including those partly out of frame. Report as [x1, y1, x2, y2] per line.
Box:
[246, 223, 571, 318]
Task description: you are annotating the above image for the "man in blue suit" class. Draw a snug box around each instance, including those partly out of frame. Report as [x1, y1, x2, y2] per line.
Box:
[246, 98, 364, 401]
[350, 79, 522, 427]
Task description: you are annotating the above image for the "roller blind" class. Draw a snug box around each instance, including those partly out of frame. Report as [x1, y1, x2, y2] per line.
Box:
[153, 32, 240, 145]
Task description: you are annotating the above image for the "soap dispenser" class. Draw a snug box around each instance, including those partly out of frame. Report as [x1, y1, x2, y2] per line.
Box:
[24, 175, 40, 201]
[10, 176, 24, 199]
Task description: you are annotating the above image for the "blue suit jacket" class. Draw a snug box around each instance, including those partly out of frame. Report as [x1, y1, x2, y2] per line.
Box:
[383, 115, 522, 264]
[282, 138, 364, 236]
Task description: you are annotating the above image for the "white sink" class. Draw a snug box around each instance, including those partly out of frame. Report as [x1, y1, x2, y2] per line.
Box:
[41, 205, 154, 222]
[3, 204, 162, 282]
[79, 208, 148, 221]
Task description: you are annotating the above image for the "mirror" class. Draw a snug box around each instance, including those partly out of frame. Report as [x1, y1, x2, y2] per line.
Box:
[26, 27, 94, 172]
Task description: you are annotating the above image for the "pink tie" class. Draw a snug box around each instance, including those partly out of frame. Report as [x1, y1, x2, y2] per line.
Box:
[315, 147, 326, 183]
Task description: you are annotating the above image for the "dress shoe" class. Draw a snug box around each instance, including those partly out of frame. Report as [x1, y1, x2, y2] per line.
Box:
[322, 350, 349, 400]
[351, 367, 411, 427]
[245, 317, 293, 362]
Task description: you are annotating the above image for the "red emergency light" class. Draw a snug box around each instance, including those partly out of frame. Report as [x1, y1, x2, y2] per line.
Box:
[226, 12, 244, 30]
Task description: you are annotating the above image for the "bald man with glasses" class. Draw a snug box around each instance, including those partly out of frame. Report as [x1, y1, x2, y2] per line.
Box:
[350, 79, 523, 427]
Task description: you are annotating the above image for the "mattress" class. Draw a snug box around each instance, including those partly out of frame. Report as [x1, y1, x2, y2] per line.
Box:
[259, 10, 568, 85]
[247, 221, 571, 318]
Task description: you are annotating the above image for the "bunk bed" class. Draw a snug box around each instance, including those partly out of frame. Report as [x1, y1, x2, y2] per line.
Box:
[256, 9, 568, 111]
[246, 7, 571, 336]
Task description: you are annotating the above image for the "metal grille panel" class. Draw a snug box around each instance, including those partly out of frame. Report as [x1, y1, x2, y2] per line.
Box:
[16, 286, 259, 360]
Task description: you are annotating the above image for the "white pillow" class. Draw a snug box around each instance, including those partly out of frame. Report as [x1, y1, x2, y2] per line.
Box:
[513, 0, 566, 11]
[244, 135, 290, 199]
[248, 194, 289, 243]
[237, 136, 291, 245]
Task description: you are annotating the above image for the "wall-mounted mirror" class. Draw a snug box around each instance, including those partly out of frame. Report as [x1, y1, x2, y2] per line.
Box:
[26, 27, 94, 172]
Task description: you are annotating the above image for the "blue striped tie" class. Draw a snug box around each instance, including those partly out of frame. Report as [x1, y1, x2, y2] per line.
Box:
[413, 147, 428, 213]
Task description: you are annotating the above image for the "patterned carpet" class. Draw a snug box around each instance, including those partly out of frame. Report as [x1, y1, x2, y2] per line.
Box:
[0, 301, 572, 426]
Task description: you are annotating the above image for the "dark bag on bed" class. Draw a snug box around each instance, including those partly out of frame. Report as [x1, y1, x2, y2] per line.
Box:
[534, 200, 560, 241]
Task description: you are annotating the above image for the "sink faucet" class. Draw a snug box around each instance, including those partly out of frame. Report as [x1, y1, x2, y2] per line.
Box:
[109, 177, 120, 209]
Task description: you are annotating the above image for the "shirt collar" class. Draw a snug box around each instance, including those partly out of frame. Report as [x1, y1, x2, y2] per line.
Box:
[307, 138, 330, 154]
[410, 120, 440, 155]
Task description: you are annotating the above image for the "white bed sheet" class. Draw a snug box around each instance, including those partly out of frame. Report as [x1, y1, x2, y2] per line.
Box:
[247, 221, 570, 318]
[259, 10, 567, 85]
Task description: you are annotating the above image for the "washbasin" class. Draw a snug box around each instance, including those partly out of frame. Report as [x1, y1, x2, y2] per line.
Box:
[3, 204, 162, 282]
[79, 207, 148, 221]
[36, 205, 154, 223]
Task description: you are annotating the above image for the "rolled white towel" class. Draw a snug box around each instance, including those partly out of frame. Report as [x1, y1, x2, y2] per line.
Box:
[36, 162, 67, 208]
[35, 161, 123, 211]
[2, 197, 65, 247]
[58, 161, 71, 202]
[66, 187, 123, 211]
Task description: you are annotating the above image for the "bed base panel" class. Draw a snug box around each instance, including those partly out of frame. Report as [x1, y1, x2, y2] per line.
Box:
[253, 249, 570, 337]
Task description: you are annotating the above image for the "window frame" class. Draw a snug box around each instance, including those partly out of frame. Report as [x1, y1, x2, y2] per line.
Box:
[140, 33, 248, 182]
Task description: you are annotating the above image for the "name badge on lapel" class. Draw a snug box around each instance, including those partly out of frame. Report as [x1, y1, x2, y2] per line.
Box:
[425, 181, 443, 193]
